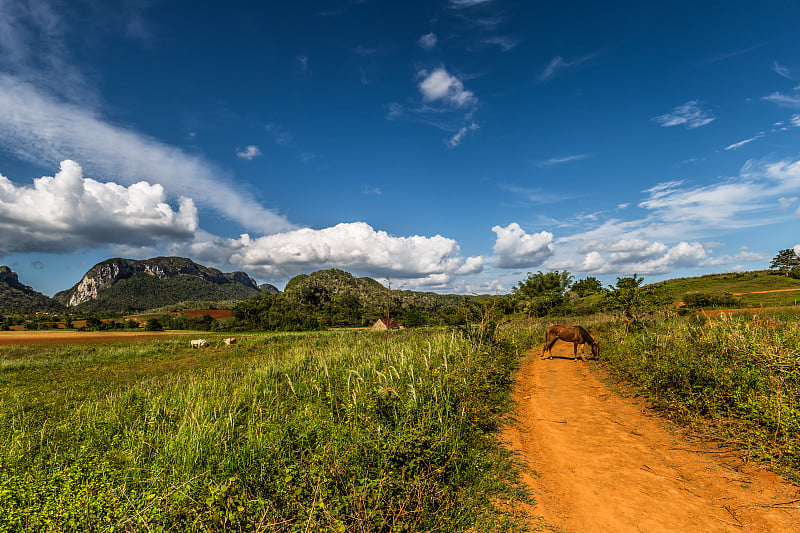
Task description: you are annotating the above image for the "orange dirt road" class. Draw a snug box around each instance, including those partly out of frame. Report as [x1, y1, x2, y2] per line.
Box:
[502, 342, 800, 532]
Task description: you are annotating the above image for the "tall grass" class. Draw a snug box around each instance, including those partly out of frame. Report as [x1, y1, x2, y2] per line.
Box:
[599, 313, 800, 481]
[0, 327, 533, 531]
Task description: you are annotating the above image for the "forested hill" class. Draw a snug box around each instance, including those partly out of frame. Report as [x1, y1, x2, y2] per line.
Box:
[0, 266, 63, 314]
[52, 257, 263, 313]
[283, 269, 470, 312]
[234, 269, 477, 330]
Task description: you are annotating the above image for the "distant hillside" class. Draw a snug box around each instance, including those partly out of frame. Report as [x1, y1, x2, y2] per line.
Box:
[53, 257, 263, 313]
[0, 266, 63, 314]
[283, 268, 468, 314]
[653, 270, 800, 308]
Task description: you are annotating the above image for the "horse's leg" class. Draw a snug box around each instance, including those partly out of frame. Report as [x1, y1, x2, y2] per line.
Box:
[578, 341, 586, 362]
[573, 342, 580, 361]
[542, 338, 557, 359]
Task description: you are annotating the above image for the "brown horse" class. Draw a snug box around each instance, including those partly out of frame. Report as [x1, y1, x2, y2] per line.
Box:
[541, 324, 599, 361]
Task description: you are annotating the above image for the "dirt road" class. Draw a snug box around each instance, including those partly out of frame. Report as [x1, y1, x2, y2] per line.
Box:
[502, 342, 800, 532]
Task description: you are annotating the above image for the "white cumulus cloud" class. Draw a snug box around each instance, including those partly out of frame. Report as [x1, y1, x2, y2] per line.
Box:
[235, 145, 261, 160]
[0, 160, 197, 254]
[173, 222, 484, 282]
[701, 249, 763, 267]
[418, 67, 477, 108]
[419, 32, 437, 49]
[492, 223, 555, 268]
[575, 241, 707, 275]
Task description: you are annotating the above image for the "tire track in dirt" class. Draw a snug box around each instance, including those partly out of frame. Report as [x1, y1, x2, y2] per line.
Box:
[502, 342, 800, 532]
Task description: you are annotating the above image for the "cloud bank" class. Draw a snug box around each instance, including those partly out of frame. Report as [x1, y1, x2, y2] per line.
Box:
[0, 160, 197, 254]
[174, 222, 484, 284]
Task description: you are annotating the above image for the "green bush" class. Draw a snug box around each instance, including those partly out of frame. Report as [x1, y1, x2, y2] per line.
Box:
[682, 291, 740, 308]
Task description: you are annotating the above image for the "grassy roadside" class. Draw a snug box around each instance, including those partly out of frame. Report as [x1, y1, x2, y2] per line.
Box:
[0, 326, 535, 531]
[596, 312, 800, 484]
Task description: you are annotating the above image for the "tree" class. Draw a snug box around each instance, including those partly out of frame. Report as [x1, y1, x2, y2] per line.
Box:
[605, 274, 646, 320]
[605, 274, 667, 325]
[571, 276, 604, 297]
[513, 270, 574, 299]
[145, 318, 163, 331]
[770, 248, 800, 276]
[512, 270, 574, 316]
[401, 307, 428, 328]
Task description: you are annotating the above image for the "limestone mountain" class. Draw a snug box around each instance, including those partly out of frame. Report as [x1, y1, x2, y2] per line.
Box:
[53, 257, 263, 312]
[282, 268, 466, 315]
[0, 266, 63, 314]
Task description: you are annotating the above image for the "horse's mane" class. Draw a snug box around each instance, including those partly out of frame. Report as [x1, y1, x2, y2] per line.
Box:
[576, 326, 596, 345]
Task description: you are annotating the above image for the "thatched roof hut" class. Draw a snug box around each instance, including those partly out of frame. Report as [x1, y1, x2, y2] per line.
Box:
[371, 317, 401, 330]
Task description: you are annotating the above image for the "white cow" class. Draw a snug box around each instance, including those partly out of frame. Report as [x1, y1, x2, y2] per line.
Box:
[190, 339, 207, 348]
[224, 337, 237, 346]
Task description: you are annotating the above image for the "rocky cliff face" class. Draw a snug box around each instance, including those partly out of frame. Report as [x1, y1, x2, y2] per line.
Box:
[55, 257, 261, 307]
[67, 261, 135, 306]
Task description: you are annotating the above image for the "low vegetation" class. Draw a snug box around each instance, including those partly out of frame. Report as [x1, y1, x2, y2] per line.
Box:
[0, 320, 536, 531]
[596, 312, 800, 482]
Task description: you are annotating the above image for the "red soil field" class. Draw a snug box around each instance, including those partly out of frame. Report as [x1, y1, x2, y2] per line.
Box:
[0, 331, 194, 346]
[181, 309, 234, 319]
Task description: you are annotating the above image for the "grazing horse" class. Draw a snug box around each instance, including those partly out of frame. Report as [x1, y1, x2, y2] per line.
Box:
[541, 325, 599, 362]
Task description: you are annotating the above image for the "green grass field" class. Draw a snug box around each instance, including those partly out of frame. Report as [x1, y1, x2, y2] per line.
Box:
[0, 326, 537, 532]
[655, 270, 800, 308]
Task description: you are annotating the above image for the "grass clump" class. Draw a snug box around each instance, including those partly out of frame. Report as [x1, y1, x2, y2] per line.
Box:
[0, 327, 533, 531]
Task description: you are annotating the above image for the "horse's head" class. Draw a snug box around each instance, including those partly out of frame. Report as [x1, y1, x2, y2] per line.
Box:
[591, 342, 600, 359]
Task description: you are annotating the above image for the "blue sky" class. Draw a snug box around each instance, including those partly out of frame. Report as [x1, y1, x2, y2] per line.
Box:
[1, 0, 800, 296]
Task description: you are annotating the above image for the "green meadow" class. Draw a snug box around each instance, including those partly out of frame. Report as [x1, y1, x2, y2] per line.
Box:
[0, 325, 538, 532]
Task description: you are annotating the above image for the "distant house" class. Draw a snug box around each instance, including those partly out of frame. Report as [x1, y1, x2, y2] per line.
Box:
[371, 317, 401, 331]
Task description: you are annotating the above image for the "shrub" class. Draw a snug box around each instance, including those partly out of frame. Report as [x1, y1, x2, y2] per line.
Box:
[682, 291, 740, 308]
